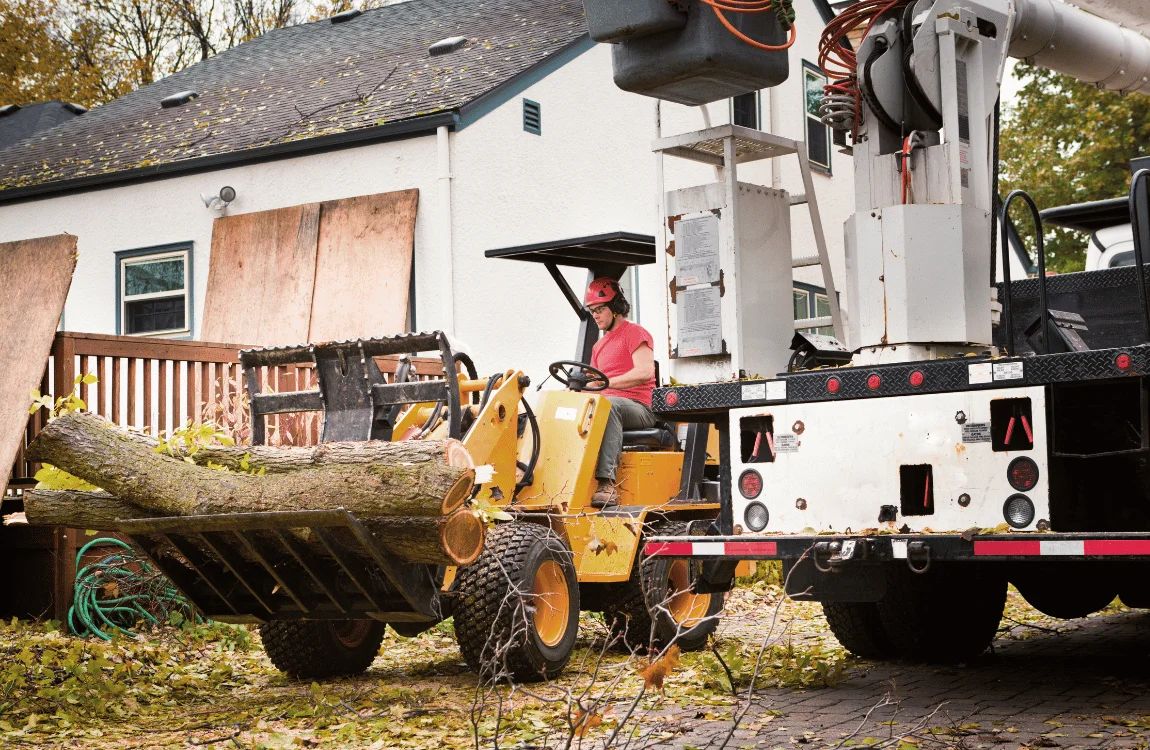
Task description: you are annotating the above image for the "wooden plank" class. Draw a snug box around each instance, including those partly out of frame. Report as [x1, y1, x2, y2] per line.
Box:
[158, 359, 167, 435]
[172, 360, 181, 429]
[142, 359, 153, 434]
[60, 331, 249, 363]
[127, 359, 137, 429]
[308, 190, 418, 342]
[96, 356, 107, 417]
[202, 203, 322, 347]
[111, 358, 121, 424]
[1, 235, 76, 487]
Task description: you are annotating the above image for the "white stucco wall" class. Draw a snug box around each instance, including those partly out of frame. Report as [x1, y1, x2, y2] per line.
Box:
[0, 0, 854, 385]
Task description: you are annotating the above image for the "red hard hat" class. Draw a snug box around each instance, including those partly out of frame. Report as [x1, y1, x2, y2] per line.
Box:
[585, 277, 618, 306]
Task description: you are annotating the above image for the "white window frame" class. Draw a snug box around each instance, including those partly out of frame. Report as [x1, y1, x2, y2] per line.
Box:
[119, 248, 191, 337]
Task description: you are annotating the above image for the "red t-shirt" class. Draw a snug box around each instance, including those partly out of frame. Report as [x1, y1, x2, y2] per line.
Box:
[590, 318, 656, 407]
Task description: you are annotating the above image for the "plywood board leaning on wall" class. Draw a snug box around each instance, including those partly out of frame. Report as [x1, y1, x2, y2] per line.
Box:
[0, 234, 77, 486]
[201, 203, 321, 346]
[201, 190, 417, 347]
[309, 189, 418, 342]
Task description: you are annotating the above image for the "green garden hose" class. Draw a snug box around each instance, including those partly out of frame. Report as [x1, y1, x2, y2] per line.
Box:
[70, 537, 199, 639]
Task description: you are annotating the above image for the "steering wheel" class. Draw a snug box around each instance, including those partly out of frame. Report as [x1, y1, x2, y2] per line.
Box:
[549, 361, 610, 392]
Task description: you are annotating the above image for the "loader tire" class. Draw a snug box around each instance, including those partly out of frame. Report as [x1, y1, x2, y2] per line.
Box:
[259, 619, 385, 679]
[453, 522, 579, 682]
[821, 602, 898, 659]
[606, 522, 724, 653]
[876, 564, 1006, 663]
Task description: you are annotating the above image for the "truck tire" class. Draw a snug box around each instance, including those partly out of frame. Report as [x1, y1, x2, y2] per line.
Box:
[821, 602, 898, 659]
[606, 522, 724, 653]
[876, 564, 1006, 663]
[453, 522, 579, 682]
[259, 619, 385, 679]
[1013, 568, 1117, 619]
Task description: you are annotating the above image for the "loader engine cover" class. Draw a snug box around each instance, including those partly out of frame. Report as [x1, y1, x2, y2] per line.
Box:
[607, 0, 790, 105]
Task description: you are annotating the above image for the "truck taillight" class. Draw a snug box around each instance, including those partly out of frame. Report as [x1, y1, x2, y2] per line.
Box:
[739, 469, 763, 499]
[1004, 494, 1035, 529]
[867, 374, 881, 390]
[1008, 457, 1039, 492]
[744, 501, 769, 531]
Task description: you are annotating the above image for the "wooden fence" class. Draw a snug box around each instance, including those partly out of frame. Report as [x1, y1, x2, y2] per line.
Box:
[3, 331, 442, 623]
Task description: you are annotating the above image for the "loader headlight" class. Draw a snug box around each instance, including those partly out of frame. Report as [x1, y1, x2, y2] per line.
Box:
[1003, 494, 1035, 529]
[744, 501, 769, 532]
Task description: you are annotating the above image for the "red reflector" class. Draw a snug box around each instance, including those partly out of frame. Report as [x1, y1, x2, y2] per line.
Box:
[826, 377, 840, 393]
[1116, 353, 1131, 371]
[1008, 456, 1039, 491]
[909, 371, 924, 387]
[867, 374, 881, 390]
[738, 469, 763, 499]
[665, 391, 679, 406]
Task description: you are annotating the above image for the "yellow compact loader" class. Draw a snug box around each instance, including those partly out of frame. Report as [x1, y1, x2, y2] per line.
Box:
[118, 239, 728, 682]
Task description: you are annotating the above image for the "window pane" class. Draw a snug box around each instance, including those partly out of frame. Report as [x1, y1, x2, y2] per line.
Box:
[126, 296, 185, 334]
[793, 290, 809, 318]
[807, 117, 829, 169]
[815, 293, 831, 317]
[803, 69, 824, 118]
[732, 92, 758, 129]
[125, 258, 184, 296]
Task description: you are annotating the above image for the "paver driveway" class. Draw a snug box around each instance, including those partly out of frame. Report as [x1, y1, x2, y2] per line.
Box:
[661, 606, 1150, 750]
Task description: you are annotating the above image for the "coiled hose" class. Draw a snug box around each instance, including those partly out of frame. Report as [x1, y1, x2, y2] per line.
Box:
[70, 537, 199, 639]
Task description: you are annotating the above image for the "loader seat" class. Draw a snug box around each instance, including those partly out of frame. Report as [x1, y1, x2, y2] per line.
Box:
[622, 421, 677, 450]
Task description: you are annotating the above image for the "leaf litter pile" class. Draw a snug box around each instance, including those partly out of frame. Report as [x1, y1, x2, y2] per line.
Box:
[0, 563, 1129, 749]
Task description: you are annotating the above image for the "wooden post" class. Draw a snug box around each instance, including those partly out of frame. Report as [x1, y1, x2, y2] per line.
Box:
[49, 334, 77, 627]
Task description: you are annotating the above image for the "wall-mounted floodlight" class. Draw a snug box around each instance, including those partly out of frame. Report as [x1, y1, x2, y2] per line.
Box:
[201, 185, 237, 210]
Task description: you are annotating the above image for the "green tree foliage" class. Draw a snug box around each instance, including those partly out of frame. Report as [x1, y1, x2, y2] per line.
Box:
[999, 64, 1150, 273]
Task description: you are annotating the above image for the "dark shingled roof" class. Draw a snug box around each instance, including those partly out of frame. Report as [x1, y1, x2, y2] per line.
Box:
[0, 101, 86, 151]
[0, 0, 587, 196]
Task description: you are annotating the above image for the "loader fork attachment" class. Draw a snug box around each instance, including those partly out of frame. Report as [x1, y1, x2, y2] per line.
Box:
[240, 331, 463, 444]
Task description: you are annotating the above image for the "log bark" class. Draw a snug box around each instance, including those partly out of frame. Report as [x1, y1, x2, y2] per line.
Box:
[23, 489, 487, 566]
[28, 411, 475, 519]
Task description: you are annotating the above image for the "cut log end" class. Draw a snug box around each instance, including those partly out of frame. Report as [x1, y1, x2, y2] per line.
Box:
[440, 468, 476, 515]
[444, 439, 475, 470]
[441, 510, 486, 567]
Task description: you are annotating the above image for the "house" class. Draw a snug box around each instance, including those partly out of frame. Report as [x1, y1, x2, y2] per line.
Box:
[0, 0, 854, 381]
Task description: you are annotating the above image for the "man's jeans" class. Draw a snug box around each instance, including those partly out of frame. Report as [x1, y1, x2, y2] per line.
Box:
[595, 396, 658, 482]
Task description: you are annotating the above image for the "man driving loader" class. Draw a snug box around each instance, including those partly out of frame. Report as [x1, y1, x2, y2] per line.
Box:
[582, 277, 658, 509]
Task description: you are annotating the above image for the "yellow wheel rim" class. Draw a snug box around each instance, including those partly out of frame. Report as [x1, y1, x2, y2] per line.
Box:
[532, 559, 570, 647]
[667, 560, 711, 628]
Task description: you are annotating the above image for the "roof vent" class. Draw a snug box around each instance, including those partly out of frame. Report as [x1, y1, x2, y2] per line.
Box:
[62, 102, 88, 115]
[161, 90, 199, 109]
[429, 36, 468, 56]
[0, 104, 20, 117]
[330, 9, 361, 23]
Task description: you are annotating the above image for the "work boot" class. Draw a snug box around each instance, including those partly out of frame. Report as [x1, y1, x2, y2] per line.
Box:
[590, 479, 619, 509]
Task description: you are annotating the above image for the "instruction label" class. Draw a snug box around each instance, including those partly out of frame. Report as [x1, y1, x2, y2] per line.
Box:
[993, 362, 1024, 381]
[775, 433, 799, 453]
[676, 214, 721, 285]
[555, 407, 577, 421]
[961, 422, 992, 443]
[741, 383, 766, 401]
[968, 363, 992, 384]
[677, 286, 723, 357]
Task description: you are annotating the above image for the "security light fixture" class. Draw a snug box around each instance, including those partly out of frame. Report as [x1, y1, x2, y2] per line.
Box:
[429, 36, 468, 56]
[161, 91, 199, 109]
[201, 186, 237, 210]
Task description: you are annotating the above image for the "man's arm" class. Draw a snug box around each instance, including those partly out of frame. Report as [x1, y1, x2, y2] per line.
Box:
[608, 342, 656, 389]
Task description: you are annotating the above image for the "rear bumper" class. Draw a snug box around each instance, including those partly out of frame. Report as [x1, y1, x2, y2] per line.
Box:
[643, 532, 1150, 563]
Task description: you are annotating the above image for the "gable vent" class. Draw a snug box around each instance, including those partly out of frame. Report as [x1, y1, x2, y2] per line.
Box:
[160, 91, 199, 109]
[429, 35, 468, 56]
[522, 99, 541, 135]
[330, 9, 361, 23]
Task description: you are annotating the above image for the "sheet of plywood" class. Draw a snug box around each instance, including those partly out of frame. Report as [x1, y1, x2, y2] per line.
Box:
[202, 203, 321, 346]
[308, 189, 418, 343]
[1, 234, 76, 486]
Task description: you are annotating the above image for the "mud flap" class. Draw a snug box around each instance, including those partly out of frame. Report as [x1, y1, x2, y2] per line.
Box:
[783, 557, 889, 602]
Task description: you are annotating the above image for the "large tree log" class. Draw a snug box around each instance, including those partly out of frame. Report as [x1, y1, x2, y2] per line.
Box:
[28, 412, 476, 518]
[22, 489, 149, 529]
[22, 489, 487, 566]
